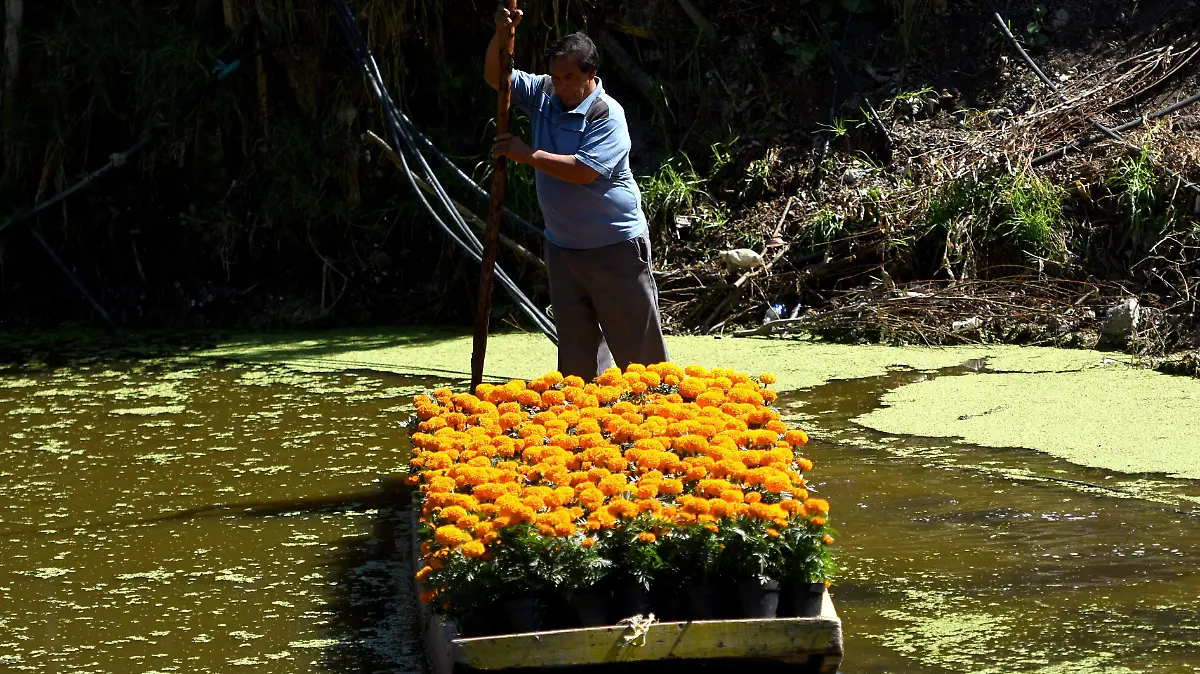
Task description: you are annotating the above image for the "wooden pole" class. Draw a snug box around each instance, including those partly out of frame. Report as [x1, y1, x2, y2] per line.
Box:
[471, 0, 518, 392]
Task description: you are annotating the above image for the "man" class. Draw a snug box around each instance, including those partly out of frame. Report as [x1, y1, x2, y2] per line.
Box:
[485, 5, 669, 380]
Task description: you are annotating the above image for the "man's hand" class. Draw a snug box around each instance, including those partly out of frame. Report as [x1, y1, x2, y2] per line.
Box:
[492, 133, 534, 163]
[494, 4, 523, 33]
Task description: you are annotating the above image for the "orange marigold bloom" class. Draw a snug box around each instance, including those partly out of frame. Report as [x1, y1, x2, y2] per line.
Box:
[564, 375, 585, 388]
[762, 389, 778, 403]
[463, 541, 487, 558]
[759, 372, 777, 385]
[805, 497, 831, 515]
[599, 473, 629, 497]
[438, 505, 469, 524]
[415, 565, 434, 582]
[823, 535, 835, 546]
[678, 377, 707, 399]
[638, 532, 657, 544]
[796, 457, 814, 473]
[811, 516, 827, 527]
[434, 525, 473, 548]
[766, 528, 780, 538]
[785, 429, 809, 446]
[581, 537, 596, 548]
[419, 590, 437, 604]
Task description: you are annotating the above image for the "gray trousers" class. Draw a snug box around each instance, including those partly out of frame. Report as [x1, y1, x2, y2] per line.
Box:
[544, 233, 669, 380]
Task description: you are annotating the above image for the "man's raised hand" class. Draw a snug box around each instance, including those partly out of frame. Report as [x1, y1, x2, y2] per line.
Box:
[494, 4, 523, 33]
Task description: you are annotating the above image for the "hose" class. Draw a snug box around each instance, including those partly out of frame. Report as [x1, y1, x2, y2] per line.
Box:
[326, 1, 557, 342]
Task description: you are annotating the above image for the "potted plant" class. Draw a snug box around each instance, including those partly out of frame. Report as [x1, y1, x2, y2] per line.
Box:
[778, 516, 839, 617]
[598, 513, 665, 621]
[553, 532, 613, 627]
[660, 522, 729, 620]
[723, 516, 786, 618]
[487, 523, 558, 632]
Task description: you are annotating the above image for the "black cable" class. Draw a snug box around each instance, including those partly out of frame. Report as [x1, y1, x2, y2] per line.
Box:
[326, 1, 557, 341]
[1032, 90, 1200, 167]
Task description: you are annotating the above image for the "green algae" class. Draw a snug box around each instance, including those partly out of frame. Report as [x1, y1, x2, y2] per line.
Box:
[196, 327, 1125, 391]
[855, 368, 1200, 479]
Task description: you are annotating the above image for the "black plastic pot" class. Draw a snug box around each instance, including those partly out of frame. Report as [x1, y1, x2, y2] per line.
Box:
[686, 582, 724, 620]
[568, 586, 612, 627]
[782, 582, 826, 617]
[455, 612, 498, 638]
[610, 579, 652, 621]
[503, 596, 545, 633]
[736, 578, 781, 619]
[652, 585, 687, 622]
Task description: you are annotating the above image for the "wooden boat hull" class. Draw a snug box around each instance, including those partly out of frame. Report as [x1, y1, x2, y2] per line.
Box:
[411, 511, 844, 674]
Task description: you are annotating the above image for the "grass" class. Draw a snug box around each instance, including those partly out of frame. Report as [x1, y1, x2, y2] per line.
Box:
[1002, 173, 1066, 261]
[1109, 143, 1164, 237]
[638, 154, 728, 236]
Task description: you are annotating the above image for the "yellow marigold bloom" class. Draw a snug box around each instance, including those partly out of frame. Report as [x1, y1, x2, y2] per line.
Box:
[564, 375, 585, 388]
[579, 488, 606, 511]
[581, 537, 596, 548]
[796, 457, 814, 473]
[438, 505, 469, 523]
[720, 488, 745, 504]
[759, 372, 777, 385]
[678, 377, 707, 399]
[684, 365, 708, 377]
[805, 497, 831, 515]
[425, 475, 456, 493]
[785, 429, 809, 446]
[415, 565, 434, 582]
[638, 532, 656, 543]
[811, 516, 827, 527]
[766, 528, 780, 538]
[545, 371, 564, 386]
[463, 541, 487, 558]
[636, 481, 660, 499]
[608, 498, 640, 519]
[528, 378, 550, 394]
[598, 473, 629, 497]
[434, 525, 472, 548]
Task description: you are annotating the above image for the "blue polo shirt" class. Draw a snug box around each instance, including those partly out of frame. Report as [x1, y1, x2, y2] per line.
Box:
[510, 70, 647, 250]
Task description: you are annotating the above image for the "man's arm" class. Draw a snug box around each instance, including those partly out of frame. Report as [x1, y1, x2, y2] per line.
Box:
[493, 134, 600, 184]
[484, 5, 523, 90]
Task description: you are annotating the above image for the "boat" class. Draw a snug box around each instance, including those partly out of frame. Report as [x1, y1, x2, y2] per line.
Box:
[410, 511, 844, 674]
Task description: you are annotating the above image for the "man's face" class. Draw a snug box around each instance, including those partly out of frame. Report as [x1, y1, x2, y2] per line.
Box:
[549, 55, 594, 109]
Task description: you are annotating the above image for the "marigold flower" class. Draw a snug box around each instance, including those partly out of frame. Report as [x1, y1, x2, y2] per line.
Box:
[638, 532, 656, 544]
[822, 535, 835, 546]
[759, 372, 777, 385]
[811, 516, 827, 527]
[415, 565, 434, 582]
[766, 528, 780, 538]
[581, 537, 596, 548]
[419, 590, 438, 604]
[434, 525, 473, 548]
[805, 497, 831, 515]
[463, 541, 487, 558]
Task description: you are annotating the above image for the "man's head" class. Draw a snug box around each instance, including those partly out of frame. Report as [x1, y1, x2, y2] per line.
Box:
[545, 32, 600, 109]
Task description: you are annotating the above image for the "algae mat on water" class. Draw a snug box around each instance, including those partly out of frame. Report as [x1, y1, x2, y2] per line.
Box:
[855, 366, 1200, 480]
[197, 328, 1200, 479]
[197, 328, 1122, 391]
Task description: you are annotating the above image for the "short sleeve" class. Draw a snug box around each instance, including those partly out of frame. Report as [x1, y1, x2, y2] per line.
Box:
[510, 69, 547, 116]
[574, 118, 630, 180]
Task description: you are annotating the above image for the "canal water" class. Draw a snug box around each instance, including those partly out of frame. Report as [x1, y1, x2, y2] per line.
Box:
[2, 336, 1198, 673]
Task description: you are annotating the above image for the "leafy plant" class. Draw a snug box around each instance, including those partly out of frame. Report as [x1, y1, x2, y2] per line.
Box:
[596, 513, 666, 590]
[552, 533, 612, 593]
[659, 523, 726, 585]
[779, 520, 839, 585]
[722, 516, 787, 582]
[638, 154, 728, 235]
[1109, 142, 1167, 238]
[772, 28, 823, 75]
[1003, 172, 1066, 260]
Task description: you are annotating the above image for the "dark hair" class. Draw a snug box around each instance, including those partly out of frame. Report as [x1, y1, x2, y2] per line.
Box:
[545, 32, 600, 74]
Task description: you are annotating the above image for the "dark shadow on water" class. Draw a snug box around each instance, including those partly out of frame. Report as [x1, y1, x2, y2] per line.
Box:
[0, 325, 479, 372]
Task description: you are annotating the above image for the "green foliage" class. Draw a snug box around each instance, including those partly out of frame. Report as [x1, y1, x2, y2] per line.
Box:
[638, 155, 728, 235]
[594, 514, 665, 589]
[659, 523, 725, 584]
[779, 521, 839, 585]
[1109, 143, 1167, 237]
[722, 516, 786, 582]
[554, 535, 613, 593]
[1002, 173, 1066, 260]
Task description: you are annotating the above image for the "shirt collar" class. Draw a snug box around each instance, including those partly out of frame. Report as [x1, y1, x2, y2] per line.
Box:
[557, 77, 605, 116]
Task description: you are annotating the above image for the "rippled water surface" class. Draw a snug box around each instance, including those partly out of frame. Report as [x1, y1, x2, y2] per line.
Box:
[2, 339, 1199, 672]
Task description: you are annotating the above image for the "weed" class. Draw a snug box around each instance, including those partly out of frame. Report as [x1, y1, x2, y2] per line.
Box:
[1003, 173, 1065, 260]
[1109, 143, 1164, 236]
[638, 154, 727, 236]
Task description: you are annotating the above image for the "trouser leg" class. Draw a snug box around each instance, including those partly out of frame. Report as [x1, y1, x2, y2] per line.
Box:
[545, 239, 610, 379]
[584, 233, 670, 370]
